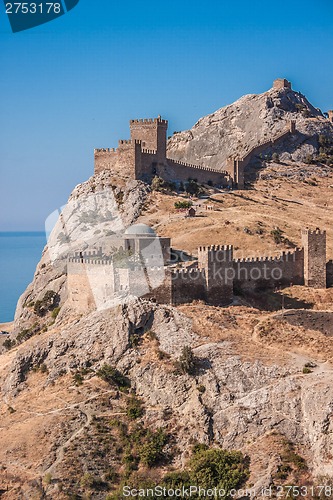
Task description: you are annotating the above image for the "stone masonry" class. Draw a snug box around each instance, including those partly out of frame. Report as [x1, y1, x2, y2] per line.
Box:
[67, 227, 331, 311]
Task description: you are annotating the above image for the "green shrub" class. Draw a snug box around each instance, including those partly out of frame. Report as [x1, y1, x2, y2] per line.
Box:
[271, 227, 284, 244]
[178, 346, 197, 375]
[138, 428, 168, 467]
[302, 366, 312, 374]
[126, 397, 144, 420]
[3, 338, 15, 350]
[189, 447, 249, 492]
[96, 364, 130, 390]
[185, 179, 200, 196]
[43, 472, 52, 485]
[34, 290, 59, 317]
[51, 306, 61, 319]
[174, 200, 193, 209]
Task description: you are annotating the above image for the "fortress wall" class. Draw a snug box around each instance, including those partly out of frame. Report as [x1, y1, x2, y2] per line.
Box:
[326, 260, 333, 287]
[94, 143, 135, 177]
[171, 268, 206, 305]
[233, 249, 304, 292]
[142, 271, 172, 304]
[136, 149, 159, 180]
[67, 261, 97, 312]
[165, 159, 229, 186]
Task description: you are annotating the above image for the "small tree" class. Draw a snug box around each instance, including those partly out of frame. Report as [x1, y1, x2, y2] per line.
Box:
[185, 179, 200, 196]
[272, 152, 280, 163]
[178, 346, 196, 375]
[151, 176, 165, 191]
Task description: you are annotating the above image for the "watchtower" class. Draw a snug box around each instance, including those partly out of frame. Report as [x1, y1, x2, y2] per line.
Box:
[301, 228, 327, 288]
[130, 116, 168, 163]
[273, 78, 292, 90]
[198, 245, 234, 305]
[328, 110, 333, 123]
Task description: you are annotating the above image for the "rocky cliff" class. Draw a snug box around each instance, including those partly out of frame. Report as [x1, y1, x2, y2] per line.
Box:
[167, 84, 333, 168]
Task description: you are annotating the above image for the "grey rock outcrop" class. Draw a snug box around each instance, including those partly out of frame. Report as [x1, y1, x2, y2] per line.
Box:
[13, 172, 150, 331]
[167, 85, 333, 168]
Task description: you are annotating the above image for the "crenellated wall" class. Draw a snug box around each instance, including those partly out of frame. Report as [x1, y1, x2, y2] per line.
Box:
[67, 228, 329, 311]
[233, 248, 304, 292]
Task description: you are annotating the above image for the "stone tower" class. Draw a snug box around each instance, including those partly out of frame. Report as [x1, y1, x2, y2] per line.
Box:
[301, 228, 327, 288]
[273, 78, 292, 90]
[198, 245, 234, 305]
[328, 110, 333, 123]
[130, 116, 168, 163]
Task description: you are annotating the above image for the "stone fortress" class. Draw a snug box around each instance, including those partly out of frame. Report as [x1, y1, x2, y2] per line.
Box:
[68, 78, 333, 310]
[68, 226, 333, 311]
[93, 78, 327, 190]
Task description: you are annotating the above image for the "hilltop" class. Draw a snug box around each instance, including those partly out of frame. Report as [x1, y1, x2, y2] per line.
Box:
[167, 79, 333, 171]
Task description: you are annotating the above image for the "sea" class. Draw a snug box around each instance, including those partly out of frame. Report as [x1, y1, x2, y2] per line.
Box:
[0, 232, 47, 324]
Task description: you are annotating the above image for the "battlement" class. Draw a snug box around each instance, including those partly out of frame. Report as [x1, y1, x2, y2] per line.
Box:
[168, 158, 228, 175]
[130, 117, 168, 126]
[94, 148, 117, 153]
[68, 257, 112, 265]
[198, 245, 233, 252]
[171, 267, 205, 278]
[233, 248, 303, 264]
[119, 139, 132, 145]
[301, 227, 326, 236]
[142, 148, 157, 155]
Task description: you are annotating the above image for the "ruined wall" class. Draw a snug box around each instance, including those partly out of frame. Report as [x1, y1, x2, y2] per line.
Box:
[171, 268, 206, 305]
[273, 78, 292, 90]
[94, 141, 135, 178]
[233, 249, 304, 293]
[302, 229, 327, 288]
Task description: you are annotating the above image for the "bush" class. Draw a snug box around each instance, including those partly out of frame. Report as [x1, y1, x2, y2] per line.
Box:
[189, 447, 249, 492]
[96, 364, 131, 390]
[271, 227, 284, 244]
[126, 397, 144, 420]
[138, 428, 168, 467]
[185, 179, 200, 196]
[3, 338, 15, 350]
[302, 366, 312, 374]
[272, 152, 280, 163]
[34, 290, 59, 317]
[178, 346, 197, 375]
[174, 200, 193, 209]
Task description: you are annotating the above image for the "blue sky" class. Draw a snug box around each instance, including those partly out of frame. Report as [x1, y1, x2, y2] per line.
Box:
[1, 0, 333, 230]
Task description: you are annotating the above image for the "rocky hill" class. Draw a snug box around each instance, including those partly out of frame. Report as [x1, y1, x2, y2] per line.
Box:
[1, 84, 333, 498]
[167, 83, 333, 169]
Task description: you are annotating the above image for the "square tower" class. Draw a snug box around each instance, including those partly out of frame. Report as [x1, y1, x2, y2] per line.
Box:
[130, 116, 168, 163]
[273, 78, 292, 90]
[198, 245, 234, 305]
[328, 110, 333, 123]
[301, 228, 327, 288]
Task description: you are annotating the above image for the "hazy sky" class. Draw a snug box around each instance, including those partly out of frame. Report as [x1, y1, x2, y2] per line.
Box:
[1, 0, 333, 230]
